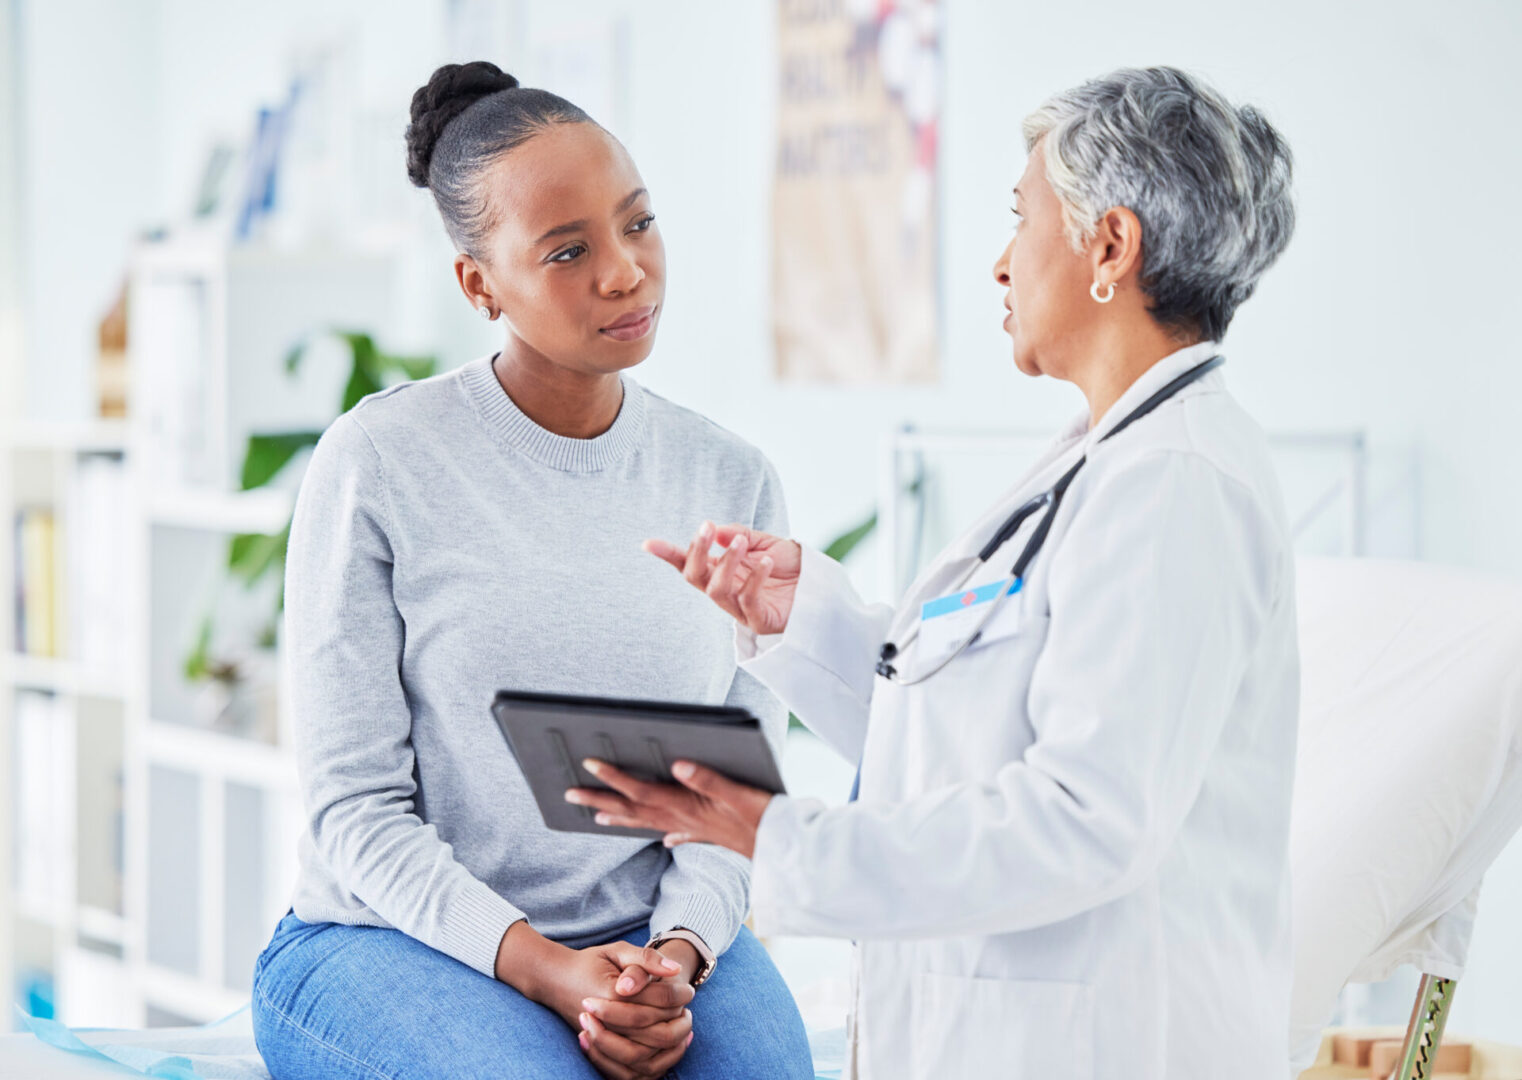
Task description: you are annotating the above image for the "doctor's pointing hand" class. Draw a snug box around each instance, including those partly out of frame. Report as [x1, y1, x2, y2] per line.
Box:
[569, 66, 1301, 1080]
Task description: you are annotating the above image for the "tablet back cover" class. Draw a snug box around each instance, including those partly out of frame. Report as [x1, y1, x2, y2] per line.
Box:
[492, 691, 788, 839]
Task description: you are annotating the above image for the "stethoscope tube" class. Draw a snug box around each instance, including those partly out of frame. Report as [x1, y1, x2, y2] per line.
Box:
[875, 355, 1225, 685]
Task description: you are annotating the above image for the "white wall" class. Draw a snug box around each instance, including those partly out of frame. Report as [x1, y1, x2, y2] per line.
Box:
[16, 0, 162, 421]
[13, 0, 1522, 1045]
[1, 0, 23, 416]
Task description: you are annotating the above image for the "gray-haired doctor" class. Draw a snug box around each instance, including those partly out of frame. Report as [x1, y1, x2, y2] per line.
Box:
[568, 67, 1301, 1080]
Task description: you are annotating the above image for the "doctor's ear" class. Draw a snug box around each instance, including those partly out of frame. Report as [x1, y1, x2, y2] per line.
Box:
[1088, 206, 1144, 296]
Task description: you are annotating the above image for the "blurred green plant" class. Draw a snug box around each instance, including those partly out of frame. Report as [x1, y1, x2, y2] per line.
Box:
[822, 513, 877, 564]
[184, 331, 437, 683]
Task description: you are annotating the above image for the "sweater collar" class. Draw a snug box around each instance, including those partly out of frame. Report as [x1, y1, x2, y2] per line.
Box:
[461, 354, 648, 473]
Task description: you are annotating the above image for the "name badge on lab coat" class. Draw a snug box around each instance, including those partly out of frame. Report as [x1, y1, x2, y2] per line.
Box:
[918, 577, 1024, 657]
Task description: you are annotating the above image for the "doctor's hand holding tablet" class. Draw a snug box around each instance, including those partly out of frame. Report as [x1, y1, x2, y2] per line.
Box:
[572, 66, 1302, 1080]
[566, 522, 799, 857]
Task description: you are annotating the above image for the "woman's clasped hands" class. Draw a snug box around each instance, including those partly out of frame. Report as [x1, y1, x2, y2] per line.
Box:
[573, 939, 697, 1080]
[498, 921, 698, 1079]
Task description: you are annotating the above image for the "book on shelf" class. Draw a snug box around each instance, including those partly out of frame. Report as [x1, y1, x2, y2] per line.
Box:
[65, 455, 129, 673]
[11, 457, 128, 670]
[135, 272, 215, 489]
[14, 507, 59, 658]
[13, 689, 68, 914]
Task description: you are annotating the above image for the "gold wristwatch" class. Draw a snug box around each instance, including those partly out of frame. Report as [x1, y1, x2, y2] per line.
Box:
[647, 927, 717, 988]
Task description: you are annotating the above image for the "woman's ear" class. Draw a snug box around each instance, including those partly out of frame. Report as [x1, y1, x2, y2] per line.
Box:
[1089, 206, 1144, 292]
[454, 252, 495, 314]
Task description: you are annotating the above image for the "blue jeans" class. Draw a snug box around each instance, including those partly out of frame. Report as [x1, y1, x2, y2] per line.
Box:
[251, 911, 814, 1080]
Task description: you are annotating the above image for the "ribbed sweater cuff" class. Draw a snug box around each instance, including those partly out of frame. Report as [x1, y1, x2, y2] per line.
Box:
[649, 891, 741, 957]
[439, 878, 528, 978]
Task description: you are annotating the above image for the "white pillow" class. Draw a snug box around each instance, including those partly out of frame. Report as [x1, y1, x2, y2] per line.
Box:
[1288, 558, 1522, 1070]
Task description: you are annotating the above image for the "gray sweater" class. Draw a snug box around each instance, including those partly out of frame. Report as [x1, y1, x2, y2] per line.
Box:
[283, 354, 789, 979]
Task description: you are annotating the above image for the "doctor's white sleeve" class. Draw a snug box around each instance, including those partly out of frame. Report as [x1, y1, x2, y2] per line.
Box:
[747, 450, 1287, 941]
[735, 544, 893, 763]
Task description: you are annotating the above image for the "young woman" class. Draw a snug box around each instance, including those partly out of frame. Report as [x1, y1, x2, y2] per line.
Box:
[249, 62, 814, 1080]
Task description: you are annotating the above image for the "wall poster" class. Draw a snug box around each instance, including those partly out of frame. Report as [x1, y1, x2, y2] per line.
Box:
[773, 0, 941, 384]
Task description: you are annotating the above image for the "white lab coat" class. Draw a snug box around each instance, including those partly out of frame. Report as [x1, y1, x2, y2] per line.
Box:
[739, 343, 1299, 1079]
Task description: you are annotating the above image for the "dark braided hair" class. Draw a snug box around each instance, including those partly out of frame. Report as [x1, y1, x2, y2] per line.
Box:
[405, 61, 594, 257]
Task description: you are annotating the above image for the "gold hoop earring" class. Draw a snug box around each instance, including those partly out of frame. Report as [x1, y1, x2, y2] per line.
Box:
[1090, 281, 1116, 304]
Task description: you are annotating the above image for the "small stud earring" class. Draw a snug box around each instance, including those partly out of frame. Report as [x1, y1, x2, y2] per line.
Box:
[477, 305, 494, 320]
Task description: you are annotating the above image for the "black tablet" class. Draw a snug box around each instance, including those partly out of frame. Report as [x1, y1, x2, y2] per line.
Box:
[491, 690, 788, 840]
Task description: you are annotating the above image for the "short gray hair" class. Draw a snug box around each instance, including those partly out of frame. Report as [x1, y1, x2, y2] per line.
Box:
[1023, 67, 1295, 341]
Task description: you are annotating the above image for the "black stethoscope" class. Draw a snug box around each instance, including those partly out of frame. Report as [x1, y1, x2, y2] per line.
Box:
[874, 355, 1225, 685]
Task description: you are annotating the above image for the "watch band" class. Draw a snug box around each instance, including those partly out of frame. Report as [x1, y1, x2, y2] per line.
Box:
[648, 927, 717, 988]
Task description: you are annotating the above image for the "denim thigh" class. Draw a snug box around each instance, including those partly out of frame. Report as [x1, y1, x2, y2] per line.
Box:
[252, 911, 598, 1080]
[251, 913, 814, 1080]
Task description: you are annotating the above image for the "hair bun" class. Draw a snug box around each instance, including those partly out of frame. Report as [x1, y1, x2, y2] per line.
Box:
[406, 61, 520, 188]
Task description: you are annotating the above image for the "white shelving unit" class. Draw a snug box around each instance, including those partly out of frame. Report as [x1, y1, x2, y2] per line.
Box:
[2, 423, 137, 1027]
[1, 651, 127, 700]
[3, 236, 398, 1029]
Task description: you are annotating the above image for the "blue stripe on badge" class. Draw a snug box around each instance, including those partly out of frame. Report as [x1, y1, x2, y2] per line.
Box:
[921, 577, 1022, 621]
